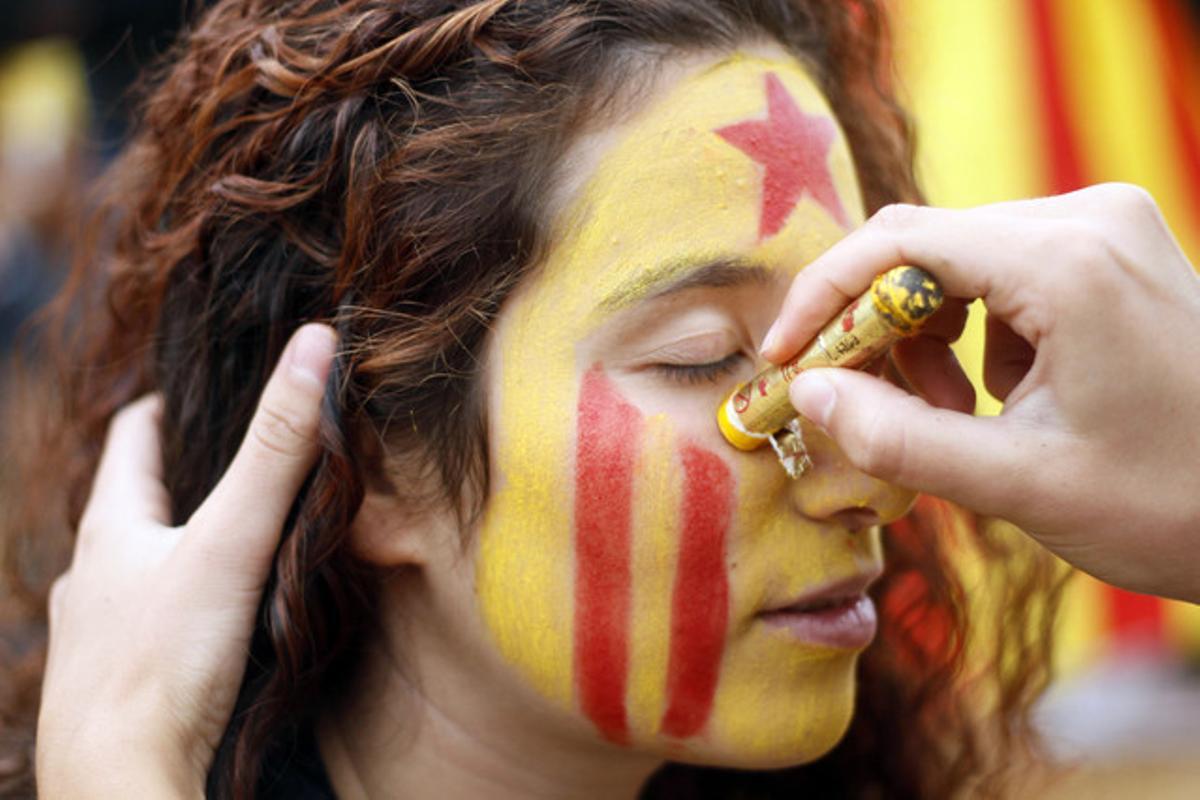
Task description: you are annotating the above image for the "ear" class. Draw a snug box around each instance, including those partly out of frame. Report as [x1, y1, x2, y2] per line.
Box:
[348, 488, 436, 567]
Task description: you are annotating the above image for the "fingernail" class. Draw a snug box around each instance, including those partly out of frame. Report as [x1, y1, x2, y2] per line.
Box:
[288, 324, 337, 389]
[790, 372, 836, 429]
[760, 321, 781, 357]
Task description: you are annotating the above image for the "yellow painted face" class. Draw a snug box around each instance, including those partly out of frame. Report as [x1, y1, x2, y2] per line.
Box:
[476, 51, 916, 767]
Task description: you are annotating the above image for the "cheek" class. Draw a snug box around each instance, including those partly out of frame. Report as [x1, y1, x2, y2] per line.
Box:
[658, 444, 734, 739]
[478, 364, 740, 747]
[573, 366, 642, 743]
[575, 367, 737, 746]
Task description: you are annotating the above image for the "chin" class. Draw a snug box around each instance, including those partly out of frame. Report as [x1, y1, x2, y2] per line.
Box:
[656, 653, 860, 770]
[689, 702, 854, 771]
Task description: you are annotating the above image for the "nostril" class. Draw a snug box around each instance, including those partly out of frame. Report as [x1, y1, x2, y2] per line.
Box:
[830, 508, 881, 532]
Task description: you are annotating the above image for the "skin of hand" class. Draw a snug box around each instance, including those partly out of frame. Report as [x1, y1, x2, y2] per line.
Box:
[35, 323, 337, 798]
[761, 183, 1200, 604]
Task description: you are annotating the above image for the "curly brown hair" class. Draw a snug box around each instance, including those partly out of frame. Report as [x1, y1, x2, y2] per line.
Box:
[0, 1, 1065, 797]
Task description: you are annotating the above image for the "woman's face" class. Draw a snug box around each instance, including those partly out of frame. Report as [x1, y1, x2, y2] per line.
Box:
[475, 48, 915, 767]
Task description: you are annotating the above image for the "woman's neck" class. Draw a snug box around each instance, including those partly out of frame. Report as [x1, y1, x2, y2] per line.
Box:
[315, 591, 662, 800]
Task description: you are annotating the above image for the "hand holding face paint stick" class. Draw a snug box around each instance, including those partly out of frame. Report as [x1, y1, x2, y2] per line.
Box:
[757, 184, 1200, 605]
[36, 325, 336, 797]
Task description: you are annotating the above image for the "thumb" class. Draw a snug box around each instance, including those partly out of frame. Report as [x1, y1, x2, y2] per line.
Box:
[180, 323, 338, 583]
[789, 368, 1032, 515]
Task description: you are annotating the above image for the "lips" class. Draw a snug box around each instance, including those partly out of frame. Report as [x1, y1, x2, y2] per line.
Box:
[758, 571, 882, 650]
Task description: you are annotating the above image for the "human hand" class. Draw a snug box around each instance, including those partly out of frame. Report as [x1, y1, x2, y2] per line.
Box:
[761, 184, 1200, 604]
[36, 323, 337, 797]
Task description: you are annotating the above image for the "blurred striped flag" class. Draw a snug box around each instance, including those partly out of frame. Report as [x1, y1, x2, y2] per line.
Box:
[891, 0, 1200, 670]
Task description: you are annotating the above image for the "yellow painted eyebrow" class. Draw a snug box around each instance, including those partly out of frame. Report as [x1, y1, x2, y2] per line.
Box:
[596, 257, 774, 314]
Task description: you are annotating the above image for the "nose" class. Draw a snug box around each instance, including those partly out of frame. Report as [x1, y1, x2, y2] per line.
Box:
[785, 418, 916, 528]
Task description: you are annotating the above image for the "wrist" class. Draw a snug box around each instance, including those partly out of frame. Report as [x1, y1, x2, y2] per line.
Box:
[38, 762, 203, 800]
[37, 718, 207, 800]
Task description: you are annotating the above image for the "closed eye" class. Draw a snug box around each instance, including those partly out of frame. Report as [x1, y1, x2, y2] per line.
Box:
[650, 352, 747, 385]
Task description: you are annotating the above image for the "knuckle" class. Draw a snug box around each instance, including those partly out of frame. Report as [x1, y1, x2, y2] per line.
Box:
[1087, 183, 1166, 241]
[1095, 181, 1157, 215]
[251, 403, 317, 459]
[869, 202, 923, 234]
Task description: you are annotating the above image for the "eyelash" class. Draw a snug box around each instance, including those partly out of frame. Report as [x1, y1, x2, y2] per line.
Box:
[652, 352, 746, 385]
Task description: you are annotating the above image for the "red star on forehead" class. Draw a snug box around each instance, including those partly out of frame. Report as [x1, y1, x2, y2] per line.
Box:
[714, 72, 850, 240]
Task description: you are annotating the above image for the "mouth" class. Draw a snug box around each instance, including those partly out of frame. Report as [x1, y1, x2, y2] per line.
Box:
[757, 572, 881, 650]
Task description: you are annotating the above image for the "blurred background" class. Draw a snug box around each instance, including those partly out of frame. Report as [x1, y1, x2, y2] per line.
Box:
[0, 0, 191, 369]
[0, 1, 1198, 796]
[895, 1, 1200, 797]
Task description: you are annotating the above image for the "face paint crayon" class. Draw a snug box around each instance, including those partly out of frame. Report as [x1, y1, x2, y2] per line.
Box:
[716, 266, 943, 459]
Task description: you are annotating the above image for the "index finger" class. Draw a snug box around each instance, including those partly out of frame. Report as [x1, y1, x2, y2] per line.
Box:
[760, 203, 1033, 363]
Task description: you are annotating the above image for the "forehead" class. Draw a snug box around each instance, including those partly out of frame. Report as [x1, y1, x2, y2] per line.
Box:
[536, 52, 864, 320]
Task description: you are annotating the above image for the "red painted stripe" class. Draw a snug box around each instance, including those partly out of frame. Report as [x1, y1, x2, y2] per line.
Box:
[574, 366, 641, 744]
[1026, 0, 1088, 193]
[1148, 0, 1200, 237]
[660, 444, 734, 738]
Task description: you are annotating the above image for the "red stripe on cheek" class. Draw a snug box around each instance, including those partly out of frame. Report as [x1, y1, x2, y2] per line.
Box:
[661, 444, 734, 738]
[574, 366, 642, 744]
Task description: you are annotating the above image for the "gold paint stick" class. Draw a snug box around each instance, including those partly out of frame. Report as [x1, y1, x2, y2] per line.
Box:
[717, 266, 944, 452]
